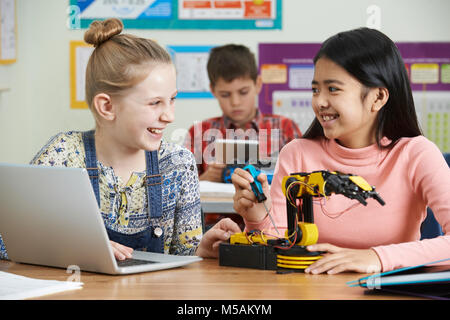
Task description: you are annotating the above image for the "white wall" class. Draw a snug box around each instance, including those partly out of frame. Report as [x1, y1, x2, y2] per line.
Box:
[1, 0, 449, 163]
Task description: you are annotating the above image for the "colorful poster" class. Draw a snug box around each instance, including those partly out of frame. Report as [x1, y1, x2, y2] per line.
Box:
[179, 0, 276, 21]
[396, 43, 450, 91]
[73, 0, 172, 19]
[69, 0, 281, 29]
[167, 45, 214, 98]
[69, 41, 94, 109]
[258, 43, 321, 115]
[0, 0, 16, 64]
[258, 43, 321, 133]
[258, 42, 450, 152]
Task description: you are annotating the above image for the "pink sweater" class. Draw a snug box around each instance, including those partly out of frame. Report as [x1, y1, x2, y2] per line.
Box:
[245, 136, 450, 272]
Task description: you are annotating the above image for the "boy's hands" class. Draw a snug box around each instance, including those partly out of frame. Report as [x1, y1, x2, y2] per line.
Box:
[231, 168, 271, 223]
[196, 218, 241, 258]
[199, 163, 227, 182]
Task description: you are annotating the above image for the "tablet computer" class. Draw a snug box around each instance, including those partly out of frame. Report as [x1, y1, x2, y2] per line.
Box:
[214, 139, 259, 165]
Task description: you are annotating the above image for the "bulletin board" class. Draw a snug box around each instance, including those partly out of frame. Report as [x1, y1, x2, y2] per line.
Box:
[258, 43, 321, 133]
[0, 0, 17, 64]
[69, 41, 94, 109]
[258, 42, 450, 152]
[167, 45, 214, 98]
[397, 43, 450, 152]
[69, 41, 214, 110]
[68, 0, 282, 30]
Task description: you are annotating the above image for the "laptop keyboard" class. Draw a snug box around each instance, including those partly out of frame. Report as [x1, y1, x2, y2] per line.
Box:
[117, 258, 157, 267]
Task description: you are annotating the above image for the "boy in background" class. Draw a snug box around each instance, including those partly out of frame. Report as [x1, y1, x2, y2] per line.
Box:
[184, 44, 302, 229]
[184, 44, 302, 182]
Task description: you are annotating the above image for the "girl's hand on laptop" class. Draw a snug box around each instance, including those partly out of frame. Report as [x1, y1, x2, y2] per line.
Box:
[196, 218, 241, 258]
[110, 240, 133, 260]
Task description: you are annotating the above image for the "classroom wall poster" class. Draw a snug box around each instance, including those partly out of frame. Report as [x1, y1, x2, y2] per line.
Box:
[258, 43, 321, 134]
[397, 43, 450, 152]
[69, 0, 282, 30]
[258, 42, 450, 152]
[0, 0, 17, 64]
[68, 42, 214, 109]
[70, 41, 94, 109]
[167, 45, 214, 98]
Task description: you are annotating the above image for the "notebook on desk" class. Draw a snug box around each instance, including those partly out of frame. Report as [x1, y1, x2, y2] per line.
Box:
[0, 163, 202, 275]
[347, 258, 450, 300]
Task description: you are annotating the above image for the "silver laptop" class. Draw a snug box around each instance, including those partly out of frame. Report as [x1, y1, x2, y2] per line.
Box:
[0, 163, 202, 275]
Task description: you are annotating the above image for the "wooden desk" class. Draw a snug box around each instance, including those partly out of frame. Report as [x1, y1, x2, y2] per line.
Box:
[0, 259, 420, 300]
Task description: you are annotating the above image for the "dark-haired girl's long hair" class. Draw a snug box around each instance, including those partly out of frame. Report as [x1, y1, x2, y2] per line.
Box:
[303, 27, 422, 148]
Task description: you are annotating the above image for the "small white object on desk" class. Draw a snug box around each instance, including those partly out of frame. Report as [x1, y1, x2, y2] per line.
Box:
[199, 181, 235, 213]
[199, 181, 235, 197]
[0, 271, 83, 300]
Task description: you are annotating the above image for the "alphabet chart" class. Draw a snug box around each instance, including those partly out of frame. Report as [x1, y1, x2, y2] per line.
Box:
[413, 91, 450, 152]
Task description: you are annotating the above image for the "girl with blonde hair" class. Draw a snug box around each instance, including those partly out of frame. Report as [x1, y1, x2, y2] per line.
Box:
[0, 18, 240, 261]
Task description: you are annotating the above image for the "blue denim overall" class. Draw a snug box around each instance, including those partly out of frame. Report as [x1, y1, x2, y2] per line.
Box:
[82, 130, 164, 253]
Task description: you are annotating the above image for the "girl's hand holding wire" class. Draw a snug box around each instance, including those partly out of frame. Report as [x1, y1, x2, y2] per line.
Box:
[196, 218, 242, 258]
[231, 168, 271, 223]
[304, 243, 382, 275]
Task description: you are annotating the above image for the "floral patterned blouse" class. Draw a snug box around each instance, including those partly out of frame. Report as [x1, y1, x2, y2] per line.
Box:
[0, 131, 202, 259]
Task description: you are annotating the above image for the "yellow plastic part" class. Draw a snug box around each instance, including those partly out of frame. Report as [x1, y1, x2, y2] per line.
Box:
[348, 175, 373, 191]
[229, 231, 274, 245]
[229, 222, 318, 247]
[277, 255, 322, 261]
[230, 232, 252, 245]
[277, 259, 316, 266]
[276, 251, 323, 270]
[297, 222, 319, 246]
[282, 172, 328, 198]
[282, 171, 375, 198]
[276, 253, 323, 269]
[277, 263, 309, 269]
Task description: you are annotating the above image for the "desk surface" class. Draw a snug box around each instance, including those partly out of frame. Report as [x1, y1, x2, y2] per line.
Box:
[0, 259, 420, 300]
[201, 195, 235, 213]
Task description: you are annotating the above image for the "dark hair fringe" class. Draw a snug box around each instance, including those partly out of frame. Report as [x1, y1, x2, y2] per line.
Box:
[303, 27, 422, 148]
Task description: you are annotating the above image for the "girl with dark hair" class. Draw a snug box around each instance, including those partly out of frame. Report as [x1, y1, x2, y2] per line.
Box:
[231, 28, 450, 274]
[304, 27, 421, 147]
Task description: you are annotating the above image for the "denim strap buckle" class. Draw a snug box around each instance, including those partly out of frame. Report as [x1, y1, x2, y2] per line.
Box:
[86, 167, 99, 178]
[146, 174, 162, 186]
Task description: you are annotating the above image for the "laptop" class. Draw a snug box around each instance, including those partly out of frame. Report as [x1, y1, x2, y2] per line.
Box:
[0, 163, 202, 275]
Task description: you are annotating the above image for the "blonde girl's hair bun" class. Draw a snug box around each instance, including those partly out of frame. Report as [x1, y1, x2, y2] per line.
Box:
[84, 18, 124, 47]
